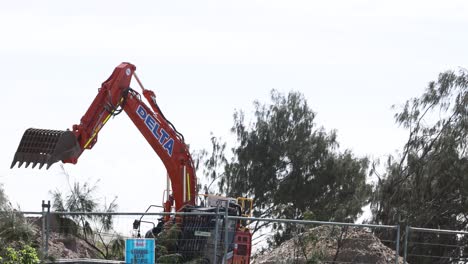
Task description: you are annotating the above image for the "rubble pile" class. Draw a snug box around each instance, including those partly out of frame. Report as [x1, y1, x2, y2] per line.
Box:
[253, 225, 405, 264]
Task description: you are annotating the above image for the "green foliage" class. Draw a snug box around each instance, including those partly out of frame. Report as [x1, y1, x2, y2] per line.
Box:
[0, 210, 36, 245]
[157, 253, 183, 263]
[303, 211, 316, 221]
[0, 185, 8, 210]
[19, 245, 40, 264]
[51, 181, 100, 238]
[0, 245, 40, 264]
[371, 69, 468, 262]
[203, 134, 228, 194]
[157, 224, 181, 253]
[0, 186, 39, 263]
[297, 232, 324, 264]
[155, 244, 169, 259]
[109, 235, 125, 260]
[213, 90, 370, 242]
[184, 257, 211, 263]
[2, 247, 20, 264]
[0, 185, 36, 247]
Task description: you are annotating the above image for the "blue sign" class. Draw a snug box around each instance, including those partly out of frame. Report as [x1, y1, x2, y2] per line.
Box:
[125, 239, 155, 264]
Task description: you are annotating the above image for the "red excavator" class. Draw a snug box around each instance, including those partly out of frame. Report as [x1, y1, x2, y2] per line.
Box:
[11, 62, 251, 264]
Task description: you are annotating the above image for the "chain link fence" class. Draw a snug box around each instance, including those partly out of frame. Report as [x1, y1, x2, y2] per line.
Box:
[17, 210, 400, 263]
[404, 226, 468, 263]
[11, 209, 468, 263]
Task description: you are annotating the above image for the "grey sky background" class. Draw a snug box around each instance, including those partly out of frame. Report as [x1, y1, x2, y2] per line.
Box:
[1, 0, 467, 219]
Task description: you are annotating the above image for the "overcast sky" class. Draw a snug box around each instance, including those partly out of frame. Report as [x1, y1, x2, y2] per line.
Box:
[1, 0, 467, 219]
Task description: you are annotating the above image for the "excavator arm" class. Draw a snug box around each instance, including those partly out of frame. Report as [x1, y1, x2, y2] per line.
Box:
[11, 63, 197, 211]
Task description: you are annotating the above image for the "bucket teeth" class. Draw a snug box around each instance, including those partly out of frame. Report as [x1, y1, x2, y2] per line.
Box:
[11, 128, 81, 170]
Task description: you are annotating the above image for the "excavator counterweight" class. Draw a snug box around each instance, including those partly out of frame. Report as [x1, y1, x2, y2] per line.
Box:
[11, 128, 80, 169]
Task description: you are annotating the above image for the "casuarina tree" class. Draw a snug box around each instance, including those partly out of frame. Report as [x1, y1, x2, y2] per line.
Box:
[371, 69, 468, 263]
[209, 90, 371, 244]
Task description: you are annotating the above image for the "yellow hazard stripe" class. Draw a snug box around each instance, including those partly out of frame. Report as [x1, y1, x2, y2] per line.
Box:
[186, 172, 191, 201]
[84, 98, 124, 149]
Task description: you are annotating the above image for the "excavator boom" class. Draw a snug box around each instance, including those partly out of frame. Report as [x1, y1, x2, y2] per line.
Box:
[11, 62, 197, 211]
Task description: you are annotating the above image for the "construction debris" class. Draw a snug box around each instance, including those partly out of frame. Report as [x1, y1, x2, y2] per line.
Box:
[252, 225, 405, 264]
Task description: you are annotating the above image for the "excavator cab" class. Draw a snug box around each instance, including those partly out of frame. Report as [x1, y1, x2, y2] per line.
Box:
[11, 128, 81, 169]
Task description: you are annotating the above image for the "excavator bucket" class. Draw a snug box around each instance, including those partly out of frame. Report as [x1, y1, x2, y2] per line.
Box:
[11, 128, 81, 170]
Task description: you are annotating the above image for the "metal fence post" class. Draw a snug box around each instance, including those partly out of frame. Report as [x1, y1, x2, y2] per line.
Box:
[403, 225, 409, 263]
[395, 224, 400, 264]
[45, 200, 50, 259]
[41, 200, 51, 260]
[41, 200, 46, 261]
[223, 202, 229, 264]
[213, 204, 220, 264]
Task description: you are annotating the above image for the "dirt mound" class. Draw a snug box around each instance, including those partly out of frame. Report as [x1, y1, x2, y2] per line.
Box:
[44, 232, 101, 259]
[253, 225, 404, 264]
[29, 216, 101, 259]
